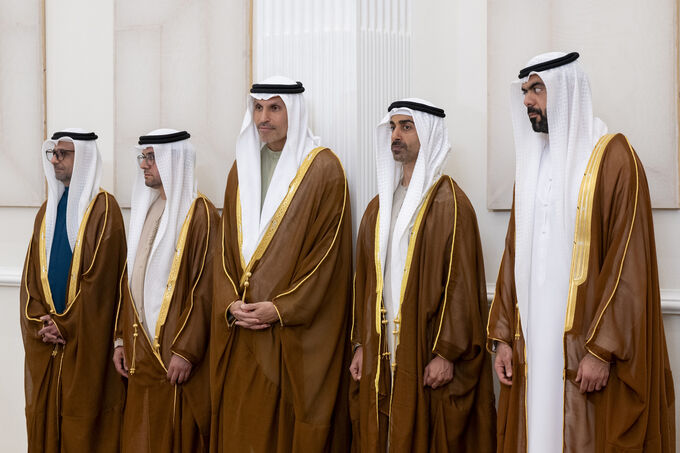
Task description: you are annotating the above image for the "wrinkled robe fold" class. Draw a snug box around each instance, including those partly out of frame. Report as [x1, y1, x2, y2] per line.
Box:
[210, 148, 353, 453]
[116, 195, 219, 453]
[20, 191, 126, 453]
[350, 176, 496, 453]
[488, 133, 675, 452]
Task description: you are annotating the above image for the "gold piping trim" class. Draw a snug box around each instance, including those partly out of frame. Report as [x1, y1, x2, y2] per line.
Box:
[127, 284, 167, 372]
[81, 192, 108, 275]
[273, 154, 347, 300]
[238, 146, 327, 287]
[585, 346, 609, 363]
[350, 273, 357, 343]
[272, 304, 284, 326]
[585, 137, 639, 344]
[171, 196, 211, 346]
[220, 214, 240, 297]
[23, 239, 43, 323]
[56, 345, 64, 420]
[38, 191, 100, 315]
[372, 213, 383, 430]
[152, 197, 200, 351]
[113, 262, 127, 339]
[171, 350, 192, 365]
[130, 322, 139, 375]
[66, 191, 103, 308]
[432, 177, 457, 352]
[388, 182, 438, 429]
[564, 135, 615, 330]
[224, 300, 238, 328]
[39, 214, 56, 314]
[236, 186, 246, 271]
[172, 384, 178, 424]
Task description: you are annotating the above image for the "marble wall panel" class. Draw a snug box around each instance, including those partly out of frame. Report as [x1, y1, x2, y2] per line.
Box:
[488, 0, 679, 209]
[115, 0, 249, 207]
[0, 1, 45, 207]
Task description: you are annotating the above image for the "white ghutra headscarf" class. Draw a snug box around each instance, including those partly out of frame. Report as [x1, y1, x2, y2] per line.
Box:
[375, 98, 451, 317]
[127, 128, 197, 335]
[41, 128, 102, 267]
[510, 52, 608, 334]
[235, 75, 320, 264]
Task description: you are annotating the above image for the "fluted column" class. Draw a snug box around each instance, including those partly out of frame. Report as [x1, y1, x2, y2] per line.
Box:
[253, 0, 412, 229]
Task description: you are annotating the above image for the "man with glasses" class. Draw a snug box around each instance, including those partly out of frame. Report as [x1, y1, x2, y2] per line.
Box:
[113, 129, 218, 452]
[20, 129, 126, 452]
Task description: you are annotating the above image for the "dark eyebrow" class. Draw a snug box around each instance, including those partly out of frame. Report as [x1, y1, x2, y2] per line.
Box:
[522, 81, 545, 92]
[398, 120, 415, 125]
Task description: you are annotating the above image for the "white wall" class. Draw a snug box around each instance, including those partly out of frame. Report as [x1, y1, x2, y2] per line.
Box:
[1, 1, 679, 450]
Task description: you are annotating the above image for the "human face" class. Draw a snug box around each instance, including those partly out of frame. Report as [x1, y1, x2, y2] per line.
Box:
[253, 96, 288, 151]
[390, 114, 420, 164]
[49, 140, 75, 186]
[138, 146, 163, 189]
[522, 74, 548, 133]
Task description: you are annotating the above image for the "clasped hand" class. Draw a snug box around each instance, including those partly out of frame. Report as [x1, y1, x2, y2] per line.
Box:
[229, 300, 279, 330]
[38, 315, 65, 345]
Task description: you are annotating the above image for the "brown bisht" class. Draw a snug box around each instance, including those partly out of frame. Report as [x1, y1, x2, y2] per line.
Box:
[116, 195, 218, 453]
[20, 190, 126, 453]
[210, 148, 353, 453]
[488, 133, 675, 452]
[350, 176, 496, 452]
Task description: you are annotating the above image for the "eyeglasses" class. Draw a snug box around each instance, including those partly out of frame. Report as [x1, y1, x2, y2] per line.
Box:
[45, 148, 74, 162]
[136, 153, 156, 166]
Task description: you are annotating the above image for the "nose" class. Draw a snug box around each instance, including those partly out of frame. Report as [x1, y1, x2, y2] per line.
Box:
[523, 92, 534, 108]
[391, 128, 401, 142]
[50, 154, 59, 165]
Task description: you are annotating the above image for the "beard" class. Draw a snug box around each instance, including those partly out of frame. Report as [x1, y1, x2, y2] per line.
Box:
[528, 107, 549, 133]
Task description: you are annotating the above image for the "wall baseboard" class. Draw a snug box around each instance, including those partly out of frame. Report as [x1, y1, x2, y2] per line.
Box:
[0, 267, 20, 288]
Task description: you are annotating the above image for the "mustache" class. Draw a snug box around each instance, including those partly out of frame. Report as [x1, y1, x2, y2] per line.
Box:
[527, 106, 543, 116]
[257, 122, 273, 128]
[391, 140, 404, 148]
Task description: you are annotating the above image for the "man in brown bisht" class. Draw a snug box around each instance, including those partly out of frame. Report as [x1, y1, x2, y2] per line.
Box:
[488, 52, 675, 452]
[349, 98, 496, 452]
[113, 129, 218, 452]
[210, 76, 353, 452]
[20, 129, 126, 452]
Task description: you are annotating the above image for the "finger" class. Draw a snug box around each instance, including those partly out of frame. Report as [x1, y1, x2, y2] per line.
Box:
[503, 357, 513, 378]
[497, 359, 512, 384]
[423, 368, 431, 387]
[237, 311, 261, 320]
[587, 380, 596, 393]
[579, 376, 588, 393]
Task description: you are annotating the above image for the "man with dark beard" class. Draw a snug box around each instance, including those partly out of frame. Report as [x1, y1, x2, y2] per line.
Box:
[488, 51, 675, 452]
